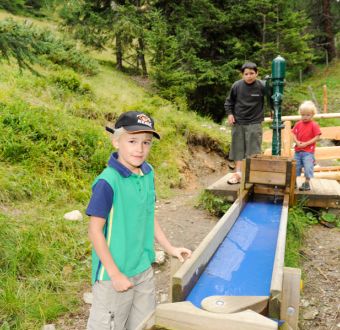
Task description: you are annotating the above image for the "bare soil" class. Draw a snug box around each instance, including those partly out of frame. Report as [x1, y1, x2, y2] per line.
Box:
[56, 146, 339, 330]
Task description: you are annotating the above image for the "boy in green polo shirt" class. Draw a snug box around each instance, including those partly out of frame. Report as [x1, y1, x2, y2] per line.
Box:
[86, 111, 192, 330]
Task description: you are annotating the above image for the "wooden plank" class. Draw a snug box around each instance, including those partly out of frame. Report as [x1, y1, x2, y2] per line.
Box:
[269, 194, 289, 319]
[250, 159, 287, 173]
[289, 161, 297, 206]
[280, 267, 301, 330]
[264, 146, 340, 160]
[315, 146, 340, 159]
[254, 185, 285, 196]
[296, 178, 340, 197]
[206, 173, 239, 201]
[154, 302, 278, 330]
[313, 171, 340, 181]
[264, 113, 340, 122]
[249, 170, 286, 186]
[318, 126, 340, 140]
[172, 190, 251, 302]
[313, 166, 340, 172]
[263, 126, 340, 142]
[295, 178, 340, 208]
[201, 296, 268, 314]
[170, 257, 183, 301]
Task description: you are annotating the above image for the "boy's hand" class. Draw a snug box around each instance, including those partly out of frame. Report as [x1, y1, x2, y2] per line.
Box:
[169, 247, 192, 262]
[227, 114, 235, 125]
[111, 272, 133, 292]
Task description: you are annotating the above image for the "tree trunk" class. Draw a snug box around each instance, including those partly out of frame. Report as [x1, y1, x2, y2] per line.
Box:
[116, 33, 123, 70]
[261, 14, 266, 67]
[138, 37, 148, 77]
[322, 0, 336, 61]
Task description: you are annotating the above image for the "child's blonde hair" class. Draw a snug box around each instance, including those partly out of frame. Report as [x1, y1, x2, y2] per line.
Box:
[299, 101, 317, 115]
[112, 127, 127, 141]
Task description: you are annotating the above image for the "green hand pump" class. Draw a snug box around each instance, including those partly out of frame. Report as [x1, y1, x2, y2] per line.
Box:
[268, 55, 286, 155]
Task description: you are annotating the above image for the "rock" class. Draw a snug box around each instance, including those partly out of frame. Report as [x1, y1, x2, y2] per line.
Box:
[83, 292, 93, 305]
[336, 322, 340, 328]
[64, 210, 83, 221]
[42, 325, 56, 330]
[154, 250, 166, 265]
[303, 307, 319, 320]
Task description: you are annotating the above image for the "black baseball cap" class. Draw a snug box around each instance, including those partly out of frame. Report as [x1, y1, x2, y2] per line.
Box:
[106, 111, 160, 139]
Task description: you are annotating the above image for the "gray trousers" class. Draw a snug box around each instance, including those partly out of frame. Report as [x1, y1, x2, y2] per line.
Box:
[87, 267, 155, 330]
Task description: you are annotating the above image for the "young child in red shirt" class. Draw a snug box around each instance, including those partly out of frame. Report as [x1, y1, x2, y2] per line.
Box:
[291, 101, 321, 191]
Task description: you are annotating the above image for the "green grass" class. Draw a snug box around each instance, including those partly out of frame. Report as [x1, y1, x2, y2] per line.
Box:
[284, 60, 340, 125]
[284, 203, 318, 268]
[0, 11, 229, 329]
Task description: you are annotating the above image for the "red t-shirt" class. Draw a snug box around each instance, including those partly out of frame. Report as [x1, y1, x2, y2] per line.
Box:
[292, 120, 321, 153]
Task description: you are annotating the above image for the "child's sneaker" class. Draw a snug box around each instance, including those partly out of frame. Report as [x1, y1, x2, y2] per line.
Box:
[299, 182, 311, 191]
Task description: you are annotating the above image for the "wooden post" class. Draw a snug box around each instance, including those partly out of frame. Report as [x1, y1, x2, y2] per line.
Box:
[280, 267, 301, 330]
[283, 121, 292, 157]
[323, 85, 328, 113]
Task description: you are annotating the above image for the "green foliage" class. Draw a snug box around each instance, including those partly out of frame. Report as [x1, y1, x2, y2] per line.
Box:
[196, 191, 231, 217]
[285, 203, 318, 268]
[0, 18, 99, 74]
[50, 70, 93, 94]
[284, 60, 340, 115]
[320, 211, 340, 228]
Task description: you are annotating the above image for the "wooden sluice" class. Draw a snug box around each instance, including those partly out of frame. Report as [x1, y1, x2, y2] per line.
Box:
[140, 155, 302, 330]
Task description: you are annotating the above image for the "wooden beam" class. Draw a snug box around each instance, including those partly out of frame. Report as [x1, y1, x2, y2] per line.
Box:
[280, 267, 301, 330]
[264, 113, 340, 122]
[263, 126, 340, 142]
[313, 166, 340, 172]
[172, 190, 251, 302]
[313, 171, 340, 181]
[201, 296, 269, 314]
[269, 194, 289, 319]
[264, 146, 340, 160]
[153, 302, 278, 330]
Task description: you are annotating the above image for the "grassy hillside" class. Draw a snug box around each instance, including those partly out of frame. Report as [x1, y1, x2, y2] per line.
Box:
[0, 12, 229, 330]
[284, 60, 340, 126]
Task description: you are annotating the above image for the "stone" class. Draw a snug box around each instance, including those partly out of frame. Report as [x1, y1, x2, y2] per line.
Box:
[83, 292, 93, 305]
[42, 325, 56, 330]
[64, 210, 83, 221]
[154, 250, 166, 265]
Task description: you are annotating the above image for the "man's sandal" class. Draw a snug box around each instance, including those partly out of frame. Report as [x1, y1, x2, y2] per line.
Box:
[227, 174, 241, 185]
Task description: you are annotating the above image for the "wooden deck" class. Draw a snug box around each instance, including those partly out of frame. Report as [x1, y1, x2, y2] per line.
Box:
[207, 173, 340, 208]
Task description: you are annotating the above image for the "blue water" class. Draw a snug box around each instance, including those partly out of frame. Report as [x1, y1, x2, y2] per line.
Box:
[186, 200, 282, 308]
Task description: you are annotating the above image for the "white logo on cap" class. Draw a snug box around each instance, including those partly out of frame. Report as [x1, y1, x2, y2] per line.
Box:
[136, 114, 152, 128]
